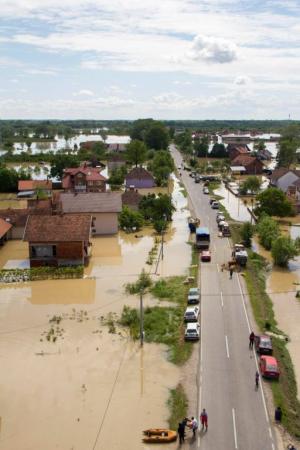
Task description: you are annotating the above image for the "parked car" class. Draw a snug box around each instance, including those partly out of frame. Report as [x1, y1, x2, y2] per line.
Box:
[216, 214, 225, 223]
[259, 355, 280, 379]
[188, 287, 200, 304]
[184, 306, 200, 322]
[255, 335, 273, 355]
[211, 201, 219, 209]
[201, 250, 211, 262]
[203, 187, 209, 194]
[195, 177, 201, 183]
[209, 198, 216, 205]
[184, 322, 200, 341]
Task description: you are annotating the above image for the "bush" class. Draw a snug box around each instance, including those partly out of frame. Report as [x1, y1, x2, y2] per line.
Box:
[257, 215, 280, 250]
[125, 269, 152, 294]
[271, 236, 299, 267]
[119, 206, 144, 231]
[240, 222, 254, 247]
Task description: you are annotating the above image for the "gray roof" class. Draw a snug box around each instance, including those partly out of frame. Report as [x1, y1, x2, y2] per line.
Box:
[60, 192, 122, 213]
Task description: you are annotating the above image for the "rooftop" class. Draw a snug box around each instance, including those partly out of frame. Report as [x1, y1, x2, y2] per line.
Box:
[24, 214, 91, 242]
[0, 218, 12, 239]
[126, 167, 154, 180]
[18, 180, 52, 191]
[60, 192, 122, 213]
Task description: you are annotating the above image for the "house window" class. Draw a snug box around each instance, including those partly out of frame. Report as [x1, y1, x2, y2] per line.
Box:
[31, 245, 54, 258]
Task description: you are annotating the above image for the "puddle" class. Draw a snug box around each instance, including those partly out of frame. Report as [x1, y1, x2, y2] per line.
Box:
[253, 235, 300, 399]
[0, 173, 190, 449]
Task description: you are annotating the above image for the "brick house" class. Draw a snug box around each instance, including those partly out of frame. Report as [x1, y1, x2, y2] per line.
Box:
[62, 166, 107, 193]
[227, 144, 251, 161]
[24, 214, 92, 267]
[122, 188, 143, 211]
[231, 155, 264, 175]
[0, 218, 12, 246]
[125, 167, 155, 189]
[59, 192, 122, 235]
[18, 180, 52, 197]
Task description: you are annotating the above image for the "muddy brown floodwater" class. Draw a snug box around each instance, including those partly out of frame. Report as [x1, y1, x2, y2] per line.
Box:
[253, 233, 300, 400]
[0, 175, 191, 450]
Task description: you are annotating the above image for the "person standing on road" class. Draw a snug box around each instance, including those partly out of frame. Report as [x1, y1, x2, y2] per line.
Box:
[177, 422, 185, 444]
[191, 417, 198, 436]
[255, 371, 259, 389]
[249, 331, 255, 349]
[200, 409, 208, 430]
[229, 267, 234, 279]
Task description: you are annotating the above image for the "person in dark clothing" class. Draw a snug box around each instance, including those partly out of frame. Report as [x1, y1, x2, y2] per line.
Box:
[275, 406, 282, 423]
[229, 267, 233, 279]
[249, 331, 255, 349]
[178, 422, 185, 444]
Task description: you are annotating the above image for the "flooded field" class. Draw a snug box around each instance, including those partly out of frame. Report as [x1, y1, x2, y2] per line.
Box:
[253, 231, 300, 399]
[0, 174, 190, 449]
[215, 183, 252, 222]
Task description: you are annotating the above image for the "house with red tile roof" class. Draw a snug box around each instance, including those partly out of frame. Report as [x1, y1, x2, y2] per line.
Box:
[227, 144, 251, 161]
[62, 166, 107, 193]
[231, 155, 264, 175]
[18, 180, 52, 197]
[23, 214, 92, 267]
[125, 167, 155, 189]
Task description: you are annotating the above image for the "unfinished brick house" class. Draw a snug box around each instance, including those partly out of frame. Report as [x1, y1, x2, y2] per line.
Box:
[62, 166, 107, 193]
[23, 214, 92, 267]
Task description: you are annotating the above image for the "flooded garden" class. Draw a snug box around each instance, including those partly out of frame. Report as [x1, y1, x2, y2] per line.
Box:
[0, 174, 191, 450]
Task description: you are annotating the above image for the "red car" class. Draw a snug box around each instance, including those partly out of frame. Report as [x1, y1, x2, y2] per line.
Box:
[259, 355, 280, 379]
[201, 250, 211, 262]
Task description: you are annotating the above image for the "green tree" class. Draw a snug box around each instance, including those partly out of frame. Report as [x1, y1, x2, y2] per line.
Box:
[240, 222, 254, 247]
[0, 165, 30, 192]
[119, 206, 144, 231]
[108, 166, 127, 187]
[148, 150, 174, 186]
[239, 176, 261, 195]
[253, 140, 266, 152]
[126, 140, 147, 167]
[175, 130, 193, 154]
[194, 135, 209, 157]
[130, 119, 154, 141]
[257, 215, 280, 250]
[271, 236, 299, 267]
[50, 154, 80, 180]
[210, 143, 228, 158]
[145, 122, 169, 150]
[277, 124, 300, 168]
[139, 193, 175, 222]
[255, 187, 295, 217]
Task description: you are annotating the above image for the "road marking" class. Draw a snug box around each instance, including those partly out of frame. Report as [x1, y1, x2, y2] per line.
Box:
[268, 427, 272, 438]
[232, 408, 238, 449]
[220, 291, 224, 307]
[197, 436, 200, 447]
[225, 335, 230, 358]
[217, 263, 220, 272]
[271, 443, 275, 450]
[237, 273, 270, 424]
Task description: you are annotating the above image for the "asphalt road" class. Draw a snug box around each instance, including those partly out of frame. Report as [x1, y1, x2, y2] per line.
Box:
[171, 145, 277, 450]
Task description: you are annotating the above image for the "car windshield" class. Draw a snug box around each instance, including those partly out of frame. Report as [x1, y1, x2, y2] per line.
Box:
[266, 364, 277, 371]
[186, 329, 197, 334]
[185, 312, 194, 316]
[260, 338, 271, 347]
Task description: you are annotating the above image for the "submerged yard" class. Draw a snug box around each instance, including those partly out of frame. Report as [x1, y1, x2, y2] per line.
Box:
[0, 175, 192, 450]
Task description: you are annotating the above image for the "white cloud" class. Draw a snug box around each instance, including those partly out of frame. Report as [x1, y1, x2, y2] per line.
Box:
[173, 80, 192, 85]
[10, 78, 19, 83]
[26, 68, 57, 75]
[73, 89, 94, 96]
[234, 75, 252, 85]
[187, 34, 238, 64]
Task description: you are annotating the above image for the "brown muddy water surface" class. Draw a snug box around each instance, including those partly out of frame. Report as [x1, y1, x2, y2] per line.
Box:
[0, 175, 190, 450]
[253, 232, 300, 399]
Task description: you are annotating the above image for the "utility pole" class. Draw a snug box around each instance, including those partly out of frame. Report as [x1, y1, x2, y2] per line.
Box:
[140, 289, 144, 347]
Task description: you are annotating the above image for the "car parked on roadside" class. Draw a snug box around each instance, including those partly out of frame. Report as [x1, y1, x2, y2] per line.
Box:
[203, 187, 209, 194]
[184, 322, 200, 341]
[184, 306, 200, 322]
[188, 287, 200, 304]
[255, 335, 273, 355]
[259, 355, 280, 379]
[201, 250, 211, 262]
[211, 201, 219, 209]
[216, 214, 225, 223]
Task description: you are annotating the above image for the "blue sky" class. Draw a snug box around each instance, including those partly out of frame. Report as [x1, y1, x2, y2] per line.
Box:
[0, 0, 300, 119]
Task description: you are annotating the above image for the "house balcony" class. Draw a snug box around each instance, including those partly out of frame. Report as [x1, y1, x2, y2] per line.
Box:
[74, 184, 87, 192]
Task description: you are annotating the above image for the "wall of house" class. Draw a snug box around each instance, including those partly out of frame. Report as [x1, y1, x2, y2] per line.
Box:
[29, 241, 84, 267]
[11, 226, 25, 239]
[125, 178, 155, 188]
[246, 160, 263, 175]
[92, 212, 118, 235]
[276, 172, 299, 193]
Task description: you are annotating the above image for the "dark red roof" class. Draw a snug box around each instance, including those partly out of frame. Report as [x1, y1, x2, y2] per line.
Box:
[0, 218, 12, 238]
[18, 180, 52, 191]
[24, 214, 91, 242]
[231, 155, 261, 167]
[62, 166, 107, 188]
[126, 167, 154, 181]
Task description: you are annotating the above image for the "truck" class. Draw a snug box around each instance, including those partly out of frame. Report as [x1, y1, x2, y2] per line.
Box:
[232, 243, 248, 266]
[195, 227, 210, 250]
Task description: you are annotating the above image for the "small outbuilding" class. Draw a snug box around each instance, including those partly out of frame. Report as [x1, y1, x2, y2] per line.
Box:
[125, 167, 155, 189]
[23, 214, 92, 267]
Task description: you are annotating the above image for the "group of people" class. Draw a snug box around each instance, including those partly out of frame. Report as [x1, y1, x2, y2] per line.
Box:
[177, 409, 208, 444]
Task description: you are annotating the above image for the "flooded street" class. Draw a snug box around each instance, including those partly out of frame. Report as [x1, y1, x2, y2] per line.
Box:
[253, 232, 300, 399]
[0, 174, 190, 449]
[215, 183, 252, 222]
